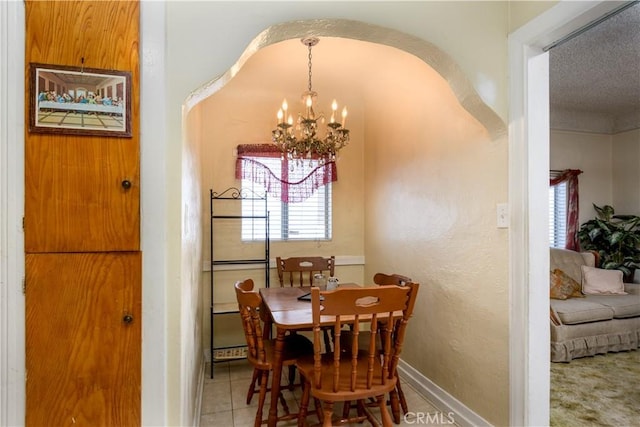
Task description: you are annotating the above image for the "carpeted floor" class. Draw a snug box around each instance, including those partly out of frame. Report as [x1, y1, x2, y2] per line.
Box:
[550, 350, 640, 427]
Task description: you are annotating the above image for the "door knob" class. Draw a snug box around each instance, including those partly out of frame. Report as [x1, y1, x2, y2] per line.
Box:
[123, 314, 134, 324]
[121, 179, 132, 190]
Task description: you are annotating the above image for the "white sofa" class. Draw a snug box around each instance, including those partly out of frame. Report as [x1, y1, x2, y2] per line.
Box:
[550, 248, 640, 362]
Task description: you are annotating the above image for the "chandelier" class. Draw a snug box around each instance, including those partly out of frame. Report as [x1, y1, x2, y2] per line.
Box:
[272, 37, 350, 165]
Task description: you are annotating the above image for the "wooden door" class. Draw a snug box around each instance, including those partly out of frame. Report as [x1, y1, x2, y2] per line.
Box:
[25, 252, 141, 426]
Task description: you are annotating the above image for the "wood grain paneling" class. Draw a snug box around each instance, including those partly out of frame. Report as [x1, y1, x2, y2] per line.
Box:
[24, 2, 142, 425]
[25, 252, 141, 426]
[25, 0, 140, 253]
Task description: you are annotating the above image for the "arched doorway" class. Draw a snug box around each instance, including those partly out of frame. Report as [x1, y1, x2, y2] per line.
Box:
[187, 18, 508, 426]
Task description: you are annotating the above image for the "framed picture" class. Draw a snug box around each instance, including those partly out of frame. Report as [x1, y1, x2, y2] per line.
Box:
[29, 63, 132, 137]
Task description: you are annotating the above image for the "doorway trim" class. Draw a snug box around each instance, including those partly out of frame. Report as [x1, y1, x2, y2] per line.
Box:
[508, 1, 626, 425]
[0, 1, 26, 425]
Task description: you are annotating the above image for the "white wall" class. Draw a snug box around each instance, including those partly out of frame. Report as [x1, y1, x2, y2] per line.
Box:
[550, 128, 640, 225]
[612, 129, 640, 215]
[550, 130, 613, 225]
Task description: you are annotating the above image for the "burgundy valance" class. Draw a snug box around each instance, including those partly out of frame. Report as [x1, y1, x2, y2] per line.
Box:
[550, 169, 583, 251]
[235, 144, 337, 203]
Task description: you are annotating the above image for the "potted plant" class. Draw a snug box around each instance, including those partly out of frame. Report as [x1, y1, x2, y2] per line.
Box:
[578, 204, 640, 283]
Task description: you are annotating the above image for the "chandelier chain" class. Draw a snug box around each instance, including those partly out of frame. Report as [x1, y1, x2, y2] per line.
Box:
[307, 44, 313, 92]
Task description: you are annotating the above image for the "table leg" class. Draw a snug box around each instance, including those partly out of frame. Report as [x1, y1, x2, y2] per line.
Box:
[268, 327, 286, 427]
[260, 300, 272, 340]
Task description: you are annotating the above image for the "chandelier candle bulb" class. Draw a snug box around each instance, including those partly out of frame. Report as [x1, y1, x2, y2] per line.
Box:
[341, 107, 347, 127]
[331, 99, 338, 124]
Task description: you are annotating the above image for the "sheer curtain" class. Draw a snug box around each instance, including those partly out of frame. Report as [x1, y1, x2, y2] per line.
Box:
[235, 144, 337, 203]
[550, 169, 583, 251]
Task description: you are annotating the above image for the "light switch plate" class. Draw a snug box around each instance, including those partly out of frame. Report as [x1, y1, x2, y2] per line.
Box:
[497, 203, 509, 228]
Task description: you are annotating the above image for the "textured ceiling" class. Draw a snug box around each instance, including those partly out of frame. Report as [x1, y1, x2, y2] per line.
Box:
[550, 2, 640, 134]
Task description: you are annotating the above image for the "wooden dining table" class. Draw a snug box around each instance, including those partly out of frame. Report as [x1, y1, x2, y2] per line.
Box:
[259, 284, 399, 427]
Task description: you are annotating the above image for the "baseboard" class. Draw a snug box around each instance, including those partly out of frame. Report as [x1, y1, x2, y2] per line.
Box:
[397, 359, 492, 427]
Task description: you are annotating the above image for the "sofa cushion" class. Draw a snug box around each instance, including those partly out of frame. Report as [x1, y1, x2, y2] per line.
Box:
[550, 248, 595, 284]
[585, 295, 640, 318]
[581, 266, 627, 295]
[551, 299, 614, 324]
[550, 268, 584, 300]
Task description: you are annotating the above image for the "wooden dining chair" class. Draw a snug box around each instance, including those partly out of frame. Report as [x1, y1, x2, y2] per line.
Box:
[373, 272, 413, 422]
[276, 256, 335, 287]
[296, 283, 419, 427]
[276, 255, 336, 363]
[235, 279, 314, 427]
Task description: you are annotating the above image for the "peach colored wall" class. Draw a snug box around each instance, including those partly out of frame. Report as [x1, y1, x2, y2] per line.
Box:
[362, 46, 509, 423]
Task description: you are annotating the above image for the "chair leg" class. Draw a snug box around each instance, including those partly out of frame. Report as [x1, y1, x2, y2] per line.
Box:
[341, 400, 351, 419]
[389, 387, 401, 424]
[254, 370, 269, 427]
[278, 391, 291, 416]
[396, 377, 409, 415]
[377, 395, 393, 427]
[297, 379, 311, 427]
[288, 365, 296, 391]
[313, 398, 324, 424]
[322, 401, 334, 427]
[247, 368, 260, 404]
[356, 400, 366, 418]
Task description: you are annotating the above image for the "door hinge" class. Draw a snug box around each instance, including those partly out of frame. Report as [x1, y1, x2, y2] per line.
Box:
[22, 278, 26, 295]
[22, 216, 25, 230]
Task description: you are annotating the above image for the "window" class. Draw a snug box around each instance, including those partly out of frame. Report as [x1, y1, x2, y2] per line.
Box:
[549, 182, 567, 248]
[241, 157, 332, 241]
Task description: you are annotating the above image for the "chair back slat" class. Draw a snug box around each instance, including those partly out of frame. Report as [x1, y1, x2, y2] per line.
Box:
[276, 256, 335, 287]
[235, 279, 266, 363]
[310, 284, 419, 395]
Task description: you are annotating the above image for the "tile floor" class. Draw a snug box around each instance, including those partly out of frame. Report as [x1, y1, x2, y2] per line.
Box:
[200, 360, 458, 427]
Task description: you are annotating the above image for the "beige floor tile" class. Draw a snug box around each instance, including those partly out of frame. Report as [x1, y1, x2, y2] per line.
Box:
[229, 359, 254, 381]
[201, 380, 233, 414]
[205, 361, 231, 384]
[200, 410, 233, 426]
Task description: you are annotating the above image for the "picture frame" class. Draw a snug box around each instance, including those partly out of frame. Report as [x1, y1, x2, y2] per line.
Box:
[29, 63, 132, 138]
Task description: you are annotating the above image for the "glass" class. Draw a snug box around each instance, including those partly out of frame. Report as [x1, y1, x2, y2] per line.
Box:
[313, 273, 326, 288]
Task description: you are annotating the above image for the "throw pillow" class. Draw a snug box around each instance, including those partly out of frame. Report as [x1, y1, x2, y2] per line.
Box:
[550, 269, 583, 300]
[581, 265, 628, 295]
